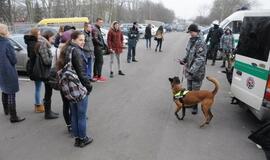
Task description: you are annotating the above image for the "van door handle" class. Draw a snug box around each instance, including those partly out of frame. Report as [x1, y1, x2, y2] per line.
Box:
[236, 70, 242, 76]
[251, 63, 257, 67]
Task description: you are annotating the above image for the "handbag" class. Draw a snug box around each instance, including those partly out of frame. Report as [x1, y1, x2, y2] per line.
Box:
[58, 47, 87, 103]
[32, 53, 50, 81]
[154, 37, 158, 41]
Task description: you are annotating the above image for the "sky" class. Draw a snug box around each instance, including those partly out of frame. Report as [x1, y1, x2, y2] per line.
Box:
[153, 0, 270, 19]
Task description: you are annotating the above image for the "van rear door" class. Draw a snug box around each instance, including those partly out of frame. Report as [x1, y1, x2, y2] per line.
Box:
[231, 16, 270, 110]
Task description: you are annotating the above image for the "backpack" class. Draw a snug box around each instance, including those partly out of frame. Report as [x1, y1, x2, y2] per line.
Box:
[58, 47, 87, 103]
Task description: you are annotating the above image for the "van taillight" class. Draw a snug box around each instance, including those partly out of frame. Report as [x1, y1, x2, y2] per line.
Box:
[264, 75, 270, 101]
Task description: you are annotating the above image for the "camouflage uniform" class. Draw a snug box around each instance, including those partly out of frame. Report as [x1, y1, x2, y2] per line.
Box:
[182, 35, 207, 112]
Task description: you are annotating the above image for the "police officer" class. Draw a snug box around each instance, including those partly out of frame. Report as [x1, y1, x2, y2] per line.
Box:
[206, 20, 223, 66]
[127, 22, 140, 63]
[179, 24, 207, 114]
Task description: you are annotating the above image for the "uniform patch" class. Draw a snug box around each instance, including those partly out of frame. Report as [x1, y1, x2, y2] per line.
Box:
[198, 47, 204, 52]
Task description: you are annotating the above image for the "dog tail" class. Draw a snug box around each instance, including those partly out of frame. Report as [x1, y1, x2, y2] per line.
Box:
[206, 76, 219, 96]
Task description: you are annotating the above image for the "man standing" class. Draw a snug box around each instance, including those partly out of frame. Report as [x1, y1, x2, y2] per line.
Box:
[107, 21, 125, 78]
[92, 18, 107, 82]
[127, 22, 140, 63]
[83, 22, 95, 82]
[179, 24, 207, 114]
[206, 20, 223, 66]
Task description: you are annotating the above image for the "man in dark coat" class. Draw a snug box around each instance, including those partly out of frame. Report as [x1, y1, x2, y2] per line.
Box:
[206, 20, 223, 66]
[127, 22, 140, 63]
[92, 18, 108, 82]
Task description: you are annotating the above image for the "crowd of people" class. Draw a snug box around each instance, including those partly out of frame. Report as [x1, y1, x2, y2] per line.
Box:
[0, 18, 240, 149]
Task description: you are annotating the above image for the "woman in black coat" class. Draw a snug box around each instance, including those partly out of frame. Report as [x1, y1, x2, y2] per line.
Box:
[0, 23, 25, 123]
[145, 24, 152, 49]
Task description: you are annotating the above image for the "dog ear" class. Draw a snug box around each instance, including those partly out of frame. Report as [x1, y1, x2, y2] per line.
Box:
[169, 78, 173, 83]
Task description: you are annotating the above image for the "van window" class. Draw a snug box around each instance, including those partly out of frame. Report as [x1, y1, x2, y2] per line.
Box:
[226, 21, 242, 34]
[236, 17, 270, 62]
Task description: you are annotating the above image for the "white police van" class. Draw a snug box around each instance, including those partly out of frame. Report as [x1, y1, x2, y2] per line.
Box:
[228, 10, 270, 121]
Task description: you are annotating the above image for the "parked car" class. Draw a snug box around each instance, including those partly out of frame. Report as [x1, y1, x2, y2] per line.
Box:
[8, 34, 28, 72]
[8, 34, 56, 72]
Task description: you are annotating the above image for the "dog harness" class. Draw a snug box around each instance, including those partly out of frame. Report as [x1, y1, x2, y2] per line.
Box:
[174, 89, 189, 102]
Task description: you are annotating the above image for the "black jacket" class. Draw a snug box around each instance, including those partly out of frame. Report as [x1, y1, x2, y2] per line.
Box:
[92, 24, 106, 50]
[145, 26, 152, 39]
[64, 43, 92, 93]
[206, 26, 223, 45]
[24, 35, 37, 60]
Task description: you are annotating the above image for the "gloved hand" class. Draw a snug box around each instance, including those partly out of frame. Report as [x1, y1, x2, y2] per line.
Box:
[178, 59, 185, 65]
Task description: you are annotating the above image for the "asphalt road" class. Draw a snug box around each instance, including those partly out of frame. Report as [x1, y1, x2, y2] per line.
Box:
[0, 32, 266, 160]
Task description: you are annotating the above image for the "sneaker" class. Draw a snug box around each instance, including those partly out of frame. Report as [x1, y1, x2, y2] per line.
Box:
[35, 104, 45, 113]
[90, 79, 97, 82]
[118, 70, 125, 76]
[97, 76, 107, 82]
[79, 136, 93, 148]
[110, 72, 114, 78]
[127, 60, 131, 63]
[132, 59, 138, 62]
[92, 76, 98, 81]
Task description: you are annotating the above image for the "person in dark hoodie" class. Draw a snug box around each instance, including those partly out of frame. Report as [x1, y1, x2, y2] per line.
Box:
[0, 23, 25, 123]
[24, 28, 45, 113]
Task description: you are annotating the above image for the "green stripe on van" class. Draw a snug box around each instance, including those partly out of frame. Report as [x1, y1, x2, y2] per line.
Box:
[234, 61, 269, 80]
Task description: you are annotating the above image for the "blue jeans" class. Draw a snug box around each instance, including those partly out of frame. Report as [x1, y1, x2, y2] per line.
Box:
[146, 38, 151, 48]
[87, 57, 93, 79]
[127, 46, 136, 61]
[35, 81, 42, 105]
[70, 96, 89, 138]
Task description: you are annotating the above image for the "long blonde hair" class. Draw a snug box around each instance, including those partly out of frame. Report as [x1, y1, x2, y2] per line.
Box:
[0, 23, 9, 37]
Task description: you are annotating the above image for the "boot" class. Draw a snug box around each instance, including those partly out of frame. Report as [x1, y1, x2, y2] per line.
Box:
[191, 105, 198, 115]
[9, 104, 25, 123]
[2, 103, 9, 115]
[35, 104, 45, 113]
[118, 70, 125, 76]
[44, 100, 58, 119]
[220, 60, 225, 68]
[110, 71, 114, 78]
[2, 93, 9, 115]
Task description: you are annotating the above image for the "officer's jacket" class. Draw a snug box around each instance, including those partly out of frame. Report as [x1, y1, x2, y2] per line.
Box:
[183, 36, 207, 81]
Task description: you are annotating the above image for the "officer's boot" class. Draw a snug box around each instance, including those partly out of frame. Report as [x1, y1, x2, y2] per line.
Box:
[191, 105, 198, 115]
[220, 60, 225, 68]
[9, 104, 25, 123]
[44, 100, 59, 120]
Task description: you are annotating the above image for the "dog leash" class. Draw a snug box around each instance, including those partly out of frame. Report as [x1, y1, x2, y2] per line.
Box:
[180, 65, 185, 83]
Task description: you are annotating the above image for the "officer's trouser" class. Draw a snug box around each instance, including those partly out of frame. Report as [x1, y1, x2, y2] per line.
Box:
[187, 79, 203, 110]
[209, 44, 219, 64]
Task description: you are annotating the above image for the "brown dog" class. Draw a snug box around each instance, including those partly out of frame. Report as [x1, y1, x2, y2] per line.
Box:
[169, 76, 219, 128]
